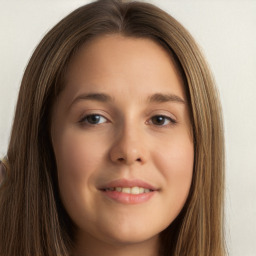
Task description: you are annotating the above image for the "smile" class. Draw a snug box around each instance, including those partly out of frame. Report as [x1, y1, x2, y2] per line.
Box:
[99, 179, 158, 204]
[103, 187, 153, 194]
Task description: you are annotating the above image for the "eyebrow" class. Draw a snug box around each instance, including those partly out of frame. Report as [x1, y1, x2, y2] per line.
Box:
[73, 93, 113, 103]
[69, 93, 113, 109]
[70, 92, 186, 108]
[147, 93, 186, 104]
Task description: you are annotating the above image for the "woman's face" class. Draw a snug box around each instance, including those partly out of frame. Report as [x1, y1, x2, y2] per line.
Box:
[51, 34, 194, 251]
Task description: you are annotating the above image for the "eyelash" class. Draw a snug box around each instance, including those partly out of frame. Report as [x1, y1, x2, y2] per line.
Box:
[79, 114, 177, 127]
[147, 115, 177, 127]
[79, 114, 108, 126]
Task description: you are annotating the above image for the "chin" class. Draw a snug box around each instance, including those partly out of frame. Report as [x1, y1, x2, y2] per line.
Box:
[96, 223, 161, 246]
[104, 233, 158, 247]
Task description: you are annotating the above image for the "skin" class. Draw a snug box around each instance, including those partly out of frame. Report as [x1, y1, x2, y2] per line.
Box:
[51, 34, 194, 256]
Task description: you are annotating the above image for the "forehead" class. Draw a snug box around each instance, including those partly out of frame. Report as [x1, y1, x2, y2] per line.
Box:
[61, 34, 186, 103]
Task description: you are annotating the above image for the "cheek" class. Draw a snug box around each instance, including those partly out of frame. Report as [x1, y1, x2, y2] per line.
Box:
[153, 133, 194, 210]
[154, 132, 194, 173]
[54, 128, 106, 179]
[52, 128, 113, 228]
[52, 128, 108, 209]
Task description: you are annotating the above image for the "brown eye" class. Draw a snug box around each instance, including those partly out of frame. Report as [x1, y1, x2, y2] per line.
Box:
[150, 115, 176, 126]
[80, 114, 107, 125]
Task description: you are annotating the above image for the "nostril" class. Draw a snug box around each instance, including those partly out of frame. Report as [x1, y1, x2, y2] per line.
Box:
[117, 157, 125, 162]
[117, 157, 142, 163]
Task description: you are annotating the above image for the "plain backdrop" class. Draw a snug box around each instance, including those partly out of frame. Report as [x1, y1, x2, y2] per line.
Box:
[0, 0, 255, 255]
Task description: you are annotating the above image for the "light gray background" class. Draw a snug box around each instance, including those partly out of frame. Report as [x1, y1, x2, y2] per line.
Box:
[0, 1, 255, 255]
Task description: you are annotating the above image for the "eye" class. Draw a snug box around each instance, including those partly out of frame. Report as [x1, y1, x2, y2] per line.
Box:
[79, 114, 108, 125]
[150, 115, 176, 126]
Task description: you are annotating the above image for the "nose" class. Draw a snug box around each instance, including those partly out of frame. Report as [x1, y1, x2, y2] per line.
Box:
[109, 125, 146, 165]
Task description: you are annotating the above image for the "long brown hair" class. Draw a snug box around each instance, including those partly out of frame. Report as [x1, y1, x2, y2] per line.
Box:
[0, 0, 226, 255]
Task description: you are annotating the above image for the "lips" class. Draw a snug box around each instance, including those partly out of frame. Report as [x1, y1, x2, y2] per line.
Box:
[98, 178, 158, 191]
[103, 187, 153, 194]
[98, 179, 159, 204]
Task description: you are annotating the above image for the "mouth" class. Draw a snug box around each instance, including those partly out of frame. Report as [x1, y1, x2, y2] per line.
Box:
[101, 186, 154, 194]
[98, 179, 158, 204]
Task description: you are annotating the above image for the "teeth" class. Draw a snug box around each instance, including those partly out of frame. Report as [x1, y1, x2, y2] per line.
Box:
[116, 187, 122, 192]
[131, 187, 140, 194]
[139, 187, 144, 193]
[122, 187, 131, 193]
[104, 186, 153, 194]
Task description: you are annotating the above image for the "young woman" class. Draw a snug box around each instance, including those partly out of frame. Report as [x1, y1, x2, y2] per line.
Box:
[0, 0, 226, 255]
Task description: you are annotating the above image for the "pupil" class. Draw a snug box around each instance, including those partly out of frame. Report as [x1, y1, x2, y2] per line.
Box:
[153, 116, 165, 125]
[88, 115, 100, 124]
